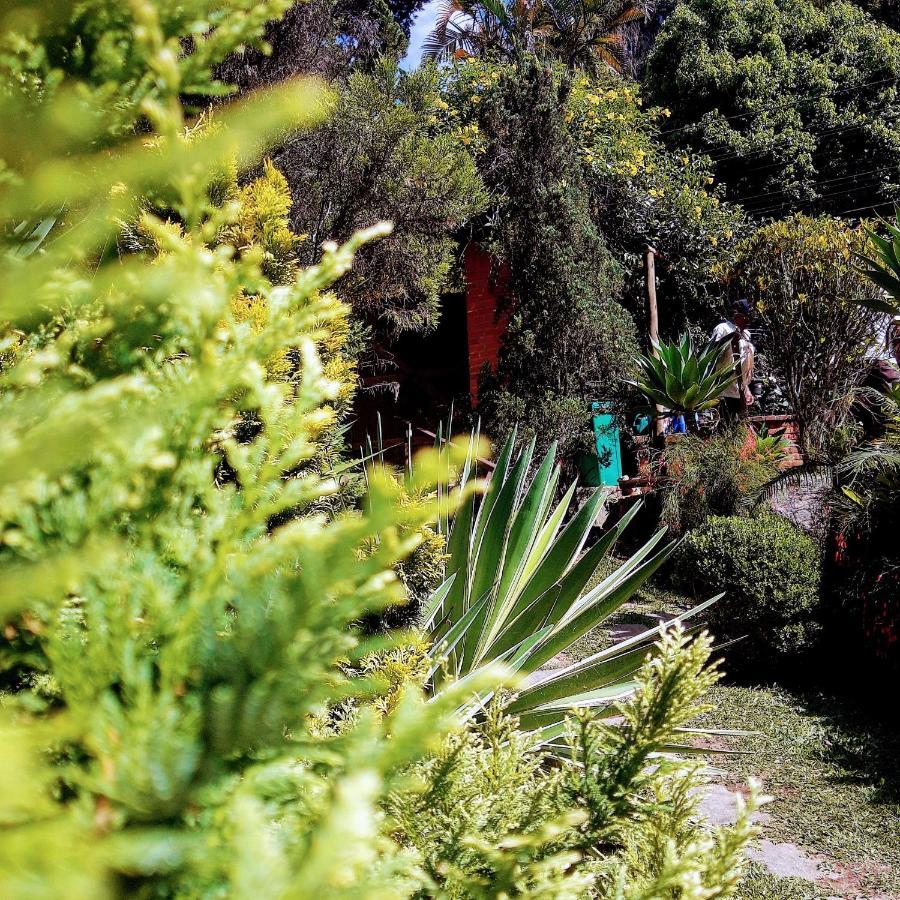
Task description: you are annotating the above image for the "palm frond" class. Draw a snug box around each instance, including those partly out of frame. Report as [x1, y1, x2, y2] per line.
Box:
[422, 1, 478, 59]
[749, 461, 834, 507]
[856, 207, 900, 314]
[839, 443, 900, 480]
[592, 35, 626, 72]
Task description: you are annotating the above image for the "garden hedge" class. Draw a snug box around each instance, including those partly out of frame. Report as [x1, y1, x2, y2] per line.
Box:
[674, 514, 823, 667]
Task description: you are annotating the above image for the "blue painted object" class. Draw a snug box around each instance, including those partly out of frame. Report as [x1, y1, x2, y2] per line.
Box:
[633, 413, 652, 435]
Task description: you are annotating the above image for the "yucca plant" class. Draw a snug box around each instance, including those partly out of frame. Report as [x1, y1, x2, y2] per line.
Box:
[423, 431, 715, 750]
[628, 332, 737, 416]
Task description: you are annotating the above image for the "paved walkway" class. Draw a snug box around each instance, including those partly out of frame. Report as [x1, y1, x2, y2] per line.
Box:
[699, 783, 898, 899]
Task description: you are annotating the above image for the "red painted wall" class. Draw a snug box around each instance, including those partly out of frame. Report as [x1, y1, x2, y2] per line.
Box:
[464, 243, 510, 404]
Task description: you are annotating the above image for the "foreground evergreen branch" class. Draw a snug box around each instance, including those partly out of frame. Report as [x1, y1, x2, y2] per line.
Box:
[0, 2, 757, 895]
[392, 627, 764, 898]
[0, 3, 487, 894]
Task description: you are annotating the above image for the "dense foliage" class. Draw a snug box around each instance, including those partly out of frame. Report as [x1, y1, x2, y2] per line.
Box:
[567, 70, 746, 327]
[441, 55, 748, 461]
[720, 215, 883, 454]
[450, 58, 640, 461]
[275, 60, 486, 337]
[657, 427, 782, 533]
[674, 515, 823, 665]
[647, 0, 900, 217]
[0, 1, 764, 895]
[831, 215, 900, 666]
[220, 25, 488, 354]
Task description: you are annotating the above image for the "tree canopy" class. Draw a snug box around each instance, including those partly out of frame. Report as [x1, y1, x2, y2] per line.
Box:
[647, 0, 900, 217]
[276, 60, 486, 337]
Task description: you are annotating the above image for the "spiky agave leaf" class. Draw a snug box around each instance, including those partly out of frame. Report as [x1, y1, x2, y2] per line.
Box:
[424, 433, 715, 752]
[627, 332, 737, 414]
[856, 208, 900, 314]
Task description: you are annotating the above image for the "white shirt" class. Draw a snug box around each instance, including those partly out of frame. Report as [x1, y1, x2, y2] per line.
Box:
[711, 321, 754, 399]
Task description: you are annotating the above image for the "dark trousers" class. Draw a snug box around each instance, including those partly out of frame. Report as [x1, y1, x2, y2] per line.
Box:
[720, 396, 747, 425]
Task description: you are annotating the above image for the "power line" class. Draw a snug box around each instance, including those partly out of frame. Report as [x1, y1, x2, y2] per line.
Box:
[751, 177, 899, 218]
[703, 116, 893, 167]
[828, 198, 896, 217]
[656, 73, 900, 142]
[737, 166, 895, 205]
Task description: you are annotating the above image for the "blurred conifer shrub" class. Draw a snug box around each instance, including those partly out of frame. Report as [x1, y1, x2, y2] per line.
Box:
[0, 3, 758, 896]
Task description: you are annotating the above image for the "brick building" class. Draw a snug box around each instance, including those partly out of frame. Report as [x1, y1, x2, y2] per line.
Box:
[349, 243, 509, 461]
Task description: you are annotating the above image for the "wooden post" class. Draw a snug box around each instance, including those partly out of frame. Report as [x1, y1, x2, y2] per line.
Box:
[645, 245, 665, 436]
[646, 245, 659, 349]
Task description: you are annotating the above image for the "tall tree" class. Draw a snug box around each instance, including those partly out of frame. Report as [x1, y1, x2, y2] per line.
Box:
[423, 0, 649, 73]
[646, 0, 900, 218]
[446, 58, 640, 462]
[274, 60, 486, 337]
[218, 0, 411, 85]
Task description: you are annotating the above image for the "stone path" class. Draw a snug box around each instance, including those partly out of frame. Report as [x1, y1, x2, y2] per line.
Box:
[769, 478, 831, 541]
[699, 782, 898, 899]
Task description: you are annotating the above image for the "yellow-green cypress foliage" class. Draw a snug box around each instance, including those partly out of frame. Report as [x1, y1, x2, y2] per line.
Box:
[0, 3, 486, 896]
[0, 4, 759, 897]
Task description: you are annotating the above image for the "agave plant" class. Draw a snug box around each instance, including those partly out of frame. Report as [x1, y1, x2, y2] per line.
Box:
[8, 214, 58, 258]
[750, 424, 791, 467]
[423, 431, 715, 750]
[628, 332, 737, 415]
[856, 210, 900, 314]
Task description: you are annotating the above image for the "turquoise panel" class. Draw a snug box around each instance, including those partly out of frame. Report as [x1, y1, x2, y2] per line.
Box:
[590, 401, 622, 487]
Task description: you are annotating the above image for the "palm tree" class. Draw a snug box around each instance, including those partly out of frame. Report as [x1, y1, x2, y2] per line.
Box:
[421, 0, 648, 74]
[543, 0, 647, 74]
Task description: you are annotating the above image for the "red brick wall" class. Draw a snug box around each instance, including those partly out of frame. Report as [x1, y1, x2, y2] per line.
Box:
[465, 243, 510, 404]
[744, 414, 804, 468]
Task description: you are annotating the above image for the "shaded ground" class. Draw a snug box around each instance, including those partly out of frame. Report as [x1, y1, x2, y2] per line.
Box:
[697, 683, 900, 899]
[569, 572, 900, 899]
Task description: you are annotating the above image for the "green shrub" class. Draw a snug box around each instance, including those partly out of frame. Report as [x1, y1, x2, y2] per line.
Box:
[658, 428, 781, 534]
[718, 216, 882, 455]
[674, 515, 822, 663]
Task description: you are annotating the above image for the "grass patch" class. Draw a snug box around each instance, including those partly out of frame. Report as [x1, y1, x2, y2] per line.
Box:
[699, 683, 900, 897]
[735, 862, 827, 899]
[567, 571, 900, 898]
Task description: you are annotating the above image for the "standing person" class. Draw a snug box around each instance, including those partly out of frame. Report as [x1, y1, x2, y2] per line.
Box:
[857, 316, 900, 437]
[711, 299, 755, 424]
